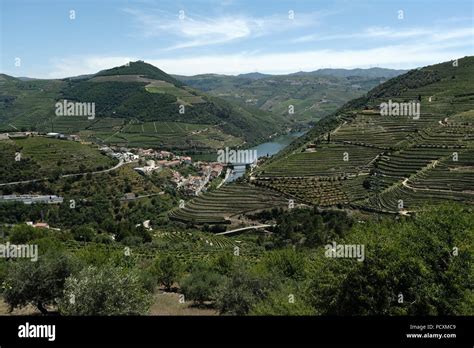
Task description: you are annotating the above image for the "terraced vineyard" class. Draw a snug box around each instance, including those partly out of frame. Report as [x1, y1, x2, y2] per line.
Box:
[258, 143, 381, 177]
[0, 136, 117, 182]
[63, 231, 262, 265]
[156, 230, 238, 249]
[255, 177, 349, 206]
[255, 57, 474, 213]
[107, 121, 241, 150]
[169, 183, 289, 224]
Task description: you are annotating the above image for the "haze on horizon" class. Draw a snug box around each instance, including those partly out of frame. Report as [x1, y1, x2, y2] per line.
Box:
[1, 0, 473, 78]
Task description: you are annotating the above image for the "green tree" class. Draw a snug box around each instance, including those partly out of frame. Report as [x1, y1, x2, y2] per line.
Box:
[72, 225, 96, 242]
[9, 224, 46, 244]
[250, 284, 315, 315]
[154, 255, 182, 291]
[215, 265, 275, 315]
[59, 265, 152, 315]
[180, 262, 222, 306]
[260, 248, 306, 281]
[306, 204, 473, 315]
[2, 253, 72, 314]
[210, 253, 235, 276]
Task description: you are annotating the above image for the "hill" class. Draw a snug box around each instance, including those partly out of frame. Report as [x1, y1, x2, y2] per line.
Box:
[0, 62, 288, 153]
[292, 67, 408, 79]
[175, 68, 407, 124]
[254, 56, 474, 213]
[94, 60, 184, 86]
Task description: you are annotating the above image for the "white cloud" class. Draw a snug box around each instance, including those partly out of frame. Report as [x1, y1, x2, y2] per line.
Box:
[163, 17, 253, 50]
[43, 41, 471, 79]
[431, 27, 474, 41]
[293, 26, 473, 43]
[46, 56, 138, 78]
[124, 8, 322, 49]
[148, 44, 468, 75]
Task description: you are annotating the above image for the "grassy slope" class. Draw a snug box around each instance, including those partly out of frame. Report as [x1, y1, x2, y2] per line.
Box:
[0, 75, 65, 131]
[0, 137, 116, 182]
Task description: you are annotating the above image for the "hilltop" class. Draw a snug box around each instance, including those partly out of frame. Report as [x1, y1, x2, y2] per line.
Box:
[0, 61, 288, 153]
[94, 60, 184, 86]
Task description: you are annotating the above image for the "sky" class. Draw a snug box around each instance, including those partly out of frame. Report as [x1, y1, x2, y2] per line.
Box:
[1, 0, 473, 78]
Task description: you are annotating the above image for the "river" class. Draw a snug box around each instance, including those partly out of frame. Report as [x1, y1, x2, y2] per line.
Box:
[226, 130, 306, 182]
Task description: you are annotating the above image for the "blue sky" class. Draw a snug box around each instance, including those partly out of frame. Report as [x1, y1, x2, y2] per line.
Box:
[1, 0, 473, 78]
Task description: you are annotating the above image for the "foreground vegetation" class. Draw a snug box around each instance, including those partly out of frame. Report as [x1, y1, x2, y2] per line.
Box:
[0, 204, 471, 315]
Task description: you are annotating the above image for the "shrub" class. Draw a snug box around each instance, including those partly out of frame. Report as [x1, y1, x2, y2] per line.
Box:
[180, 262, 222, 306]
[3, 252, 72, 314]
[59, 265, 152, 315]
[154, 255, 182, 291]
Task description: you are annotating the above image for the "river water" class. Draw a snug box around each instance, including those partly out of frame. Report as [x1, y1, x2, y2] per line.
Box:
[226, 130, 306, 182]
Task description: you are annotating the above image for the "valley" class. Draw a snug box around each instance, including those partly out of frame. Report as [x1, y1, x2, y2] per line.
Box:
[0, 57, 472, 319]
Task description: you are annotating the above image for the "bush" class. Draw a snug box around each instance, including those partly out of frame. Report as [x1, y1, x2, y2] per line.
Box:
[92, 234, 113, 244]
[59, 265, 152, 315]
[154, 255, 182, 291]
[180, 262, 222, 306]
[260, 248, 306, 281]
[215, 265, 275, 315]
[9, 225, 46, 244]
[250, 284, 315, 316]
[306, 204, 473, 315]
[72, 226, 96, 242]
[2, 252, 72, 314]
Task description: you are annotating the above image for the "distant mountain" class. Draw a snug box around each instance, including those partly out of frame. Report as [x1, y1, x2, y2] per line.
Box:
[237, 72, 271, 80]
[177, 68, 407, 124]
[291, 67, 408, 79]
[64, 73, 95, 81]
[15, 77, 39, 81]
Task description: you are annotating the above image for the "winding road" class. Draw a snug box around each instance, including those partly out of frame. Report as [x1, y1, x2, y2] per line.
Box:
[215, 224, 274, 236]
[0, 159, 125, 187]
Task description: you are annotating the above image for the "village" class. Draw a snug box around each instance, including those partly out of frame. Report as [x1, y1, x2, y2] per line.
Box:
[1, 130, 227, 198]
[0, 131, 229, 234]
[98, 145, 226, 196]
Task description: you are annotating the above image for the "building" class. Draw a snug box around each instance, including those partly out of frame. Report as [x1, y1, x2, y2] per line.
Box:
[67, 134, 80, 141]
[133, 159, 161, 175]
[0, 195, 63, 205]
[180, 156, 192, 164]
[33, 222, 50, 229]
[122, 193, 136, 201]
[137, 148, 155, 156]
[158, 151, 173, 159]
[158, 160, 180, 167]
[124, 152, 139, 162]
[99, 146, 113, 154]
[8, 132, 30, 139]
